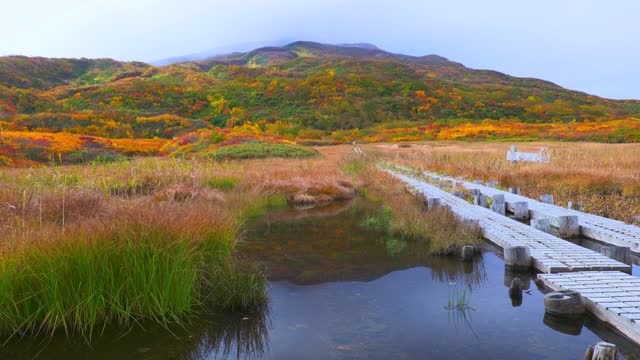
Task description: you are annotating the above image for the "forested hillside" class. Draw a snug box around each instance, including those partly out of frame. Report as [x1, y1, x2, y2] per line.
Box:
[1, 41, 640, 166]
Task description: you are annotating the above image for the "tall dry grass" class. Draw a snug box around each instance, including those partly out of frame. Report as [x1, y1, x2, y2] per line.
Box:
[0, 149, 359, 338]
[343, 151, 482, 254]
[370, 142, 640, 223]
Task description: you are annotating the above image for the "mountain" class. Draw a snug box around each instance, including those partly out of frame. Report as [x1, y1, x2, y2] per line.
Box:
[1, 41, 639, 142]
[0, 56, 152, 90]
[200, 41, 458, 68]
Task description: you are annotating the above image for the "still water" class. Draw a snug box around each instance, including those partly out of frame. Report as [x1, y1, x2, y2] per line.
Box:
[3, 200, 639, 359]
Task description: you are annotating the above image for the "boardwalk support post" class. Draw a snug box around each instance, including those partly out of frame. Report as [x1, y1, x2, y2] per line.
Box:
[504, 246, 531, 271]
[531, 218, 551, 233]
[491, 194, 506, 215]
[513, 201, 529, 220]
[557, 215, 580, 237]
[473, 194, 487, 207]
[540, 194, 554, 205]
[585, 342, 619, 360]
[426, 198, 441, 210]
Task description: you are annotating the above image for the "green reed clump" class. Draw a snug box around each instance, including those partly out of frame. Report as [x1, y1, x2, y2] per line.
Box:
[207, 142, 319, 159]
[445, 284, 473, 310]
[361, 206, 393, 232]
[205, 261, 269, 311]
[204, 176, 239, 190]
[0, 217, 265, 339]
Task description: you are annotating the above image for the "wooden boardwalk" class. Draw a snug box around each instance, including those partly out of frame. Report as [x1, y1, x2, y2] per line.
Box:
[386, 170, 630, 274]
[386, 164, 640, 346]
[423, 170, 640, 253]
[539, 271, 640, 344]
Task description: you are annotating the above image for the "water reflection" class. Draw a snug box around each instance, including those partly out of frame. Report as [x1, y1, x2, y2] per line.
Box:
[242, 199, 489, 288]
[190, 310, 270, 360]
[4, 199, 640, 359]
[1, 310, 271, 360]
[429, 254, 488, 286]
[543, 313, 584, 336]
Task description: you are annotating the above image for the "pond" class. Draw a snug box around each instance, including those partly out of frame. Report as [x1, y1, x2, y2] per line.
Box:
[3, 199, 639, 359]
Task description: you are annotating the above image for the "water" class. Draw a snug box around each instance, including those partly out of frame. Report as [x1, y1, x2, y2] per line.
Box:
[3, 200, 640, 359]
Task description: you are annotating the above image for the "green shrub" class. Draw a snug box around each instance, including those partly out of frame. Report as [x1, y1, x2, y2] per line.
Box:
[204, 176, 239, 190]
[208, 142, 318, 159]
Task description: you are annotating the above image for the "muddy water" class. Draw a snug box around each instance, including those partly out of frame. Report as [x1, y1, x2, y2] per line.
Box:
[2, 200, 639, 359]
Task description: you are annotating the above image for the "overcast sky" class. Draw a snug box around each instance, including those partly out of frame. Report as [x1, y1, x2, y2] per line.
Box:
[2, 0, 639, 99]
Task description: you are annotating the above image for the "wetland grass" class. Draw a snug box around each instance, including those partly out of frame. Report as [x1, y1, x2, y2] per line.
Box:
[350, 152, 482, 255]
[0, 204, 266, 339]
[0, 150, 358, 340]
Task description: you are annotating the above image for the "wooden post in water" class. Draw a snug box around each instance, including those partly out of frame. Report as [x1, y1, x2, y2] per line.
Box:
[486, 181, 498, 188]
[557, 215, 580, 237]
[513, 201, 529, 220]
[453, 190, 464, 198]
[504, 246, 531, 271]
[585, 342, 619, 360]
[509, 187, 521, 195]
[600, 246, 631, 265]
[461, 246, 474, 262]
[540, 194, 554, 205]
[544, 290, 585, 317]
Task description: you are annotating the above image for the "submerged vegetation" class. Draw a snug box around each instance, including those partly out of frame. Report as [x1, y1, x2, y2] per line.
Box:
[445, 284, 474, 311]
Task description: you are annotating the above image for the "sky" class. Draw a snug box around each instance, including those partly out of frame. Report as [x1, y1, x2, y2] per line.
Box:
[2, 0, 640, 99]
